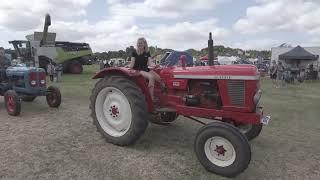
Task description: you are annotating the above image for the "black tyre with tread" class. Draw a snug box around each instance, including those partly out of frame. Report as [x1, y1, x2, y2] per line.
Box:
[46, 86, 62, 107]
[90, 76, 149, 146]
[238, 123, 263, 141]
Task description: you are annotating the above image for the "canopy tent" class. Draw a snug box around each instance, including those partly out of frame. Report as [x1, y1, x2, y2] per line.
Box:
[279, 46, 319, 60]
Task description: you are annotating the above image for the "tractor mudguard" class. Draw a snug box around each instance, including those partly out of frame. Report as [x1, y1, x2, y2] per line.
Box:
[92, 67, 141, 79]
[92, 67, 155, 113]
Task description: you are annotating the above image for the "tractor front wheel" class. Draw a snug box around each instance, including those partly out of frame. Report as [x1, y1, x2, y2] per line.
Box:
[237, 123, 263, 141]
[90, 76, 148, 146]
[4, 90, 21, 116]
[46, 86, 62, 108]
[194, 122, 251, 177]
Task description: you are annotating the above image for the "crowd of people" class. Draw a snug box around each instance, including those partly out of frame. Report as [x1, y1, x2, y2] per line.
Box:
[269, 60, 319, 88]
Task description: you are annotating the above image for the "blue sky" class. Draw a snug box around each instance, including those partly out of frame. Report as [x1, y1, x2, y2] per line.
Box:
[0, 0, 319, 52]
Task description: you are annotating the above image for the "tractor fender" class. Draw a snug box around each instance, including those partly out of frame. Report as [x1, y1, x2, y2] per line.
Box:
[92, 67, 155, 112]
[92, 67, 140, 79]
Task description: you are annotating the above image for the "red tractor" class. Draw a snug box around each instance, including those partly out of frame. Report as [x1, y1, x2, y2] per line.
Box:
[89, 33, 270, 177]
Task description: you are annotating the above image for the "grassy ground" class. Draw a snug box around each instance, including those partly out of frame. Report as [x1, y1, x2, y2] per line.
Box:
[0, 65, 319, 179]
[49, 65, 99, 98]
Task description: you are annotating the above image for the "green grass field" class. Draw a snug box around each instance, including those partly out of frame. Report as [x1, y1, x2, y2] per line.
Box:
[47, 65, 320, 179]
[49, 65, 99, 98]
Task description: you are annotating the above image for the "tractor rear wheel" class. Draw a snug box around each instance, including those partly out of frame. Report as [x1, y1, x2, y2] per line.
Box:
[4, 90, 21, 116]
[90, 76, 148, 146]
[46, 86, 62, 107]
[237, 123, 263, 141]
[194, 122, 251, 177]
[22, 95, 37, 102]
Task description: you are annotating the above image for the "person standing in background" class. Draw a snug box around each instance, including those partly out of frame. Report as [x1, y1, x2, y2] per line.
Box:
[270, 60, 277, 87]
[277, 61, 285, 88]
[47, 62, 55, 82]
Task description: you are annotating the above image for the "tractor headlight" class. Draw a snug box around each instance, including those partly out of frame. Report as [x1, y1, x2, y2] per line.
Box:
[253, 89, 262, 105]
[31, 80, 36, 86]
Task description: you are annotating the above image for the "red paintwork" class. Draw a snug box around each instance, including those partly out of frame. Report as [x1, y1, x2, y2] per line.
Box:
[111, 107, 119, 115]
[39, 72, 46, 87]
[175, 105, 261, 124]
[93, 67, 141, 79]
[29, 72, 37, 87]
[215, 145, 226, 156]
[218, 80, 258, 113]
[93, 63, 262, 125]
[173, 65, 258, 76]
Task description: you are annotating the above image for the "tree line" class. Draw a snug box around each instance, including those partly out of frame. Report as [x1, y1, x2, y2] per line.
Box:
[93, 45, 271, 60]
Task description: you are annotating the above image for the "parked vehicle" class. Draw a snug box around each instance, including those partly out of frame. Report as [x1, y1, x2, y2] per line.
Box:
[9, 14, 93, 74]
[0, 64, 61, 116]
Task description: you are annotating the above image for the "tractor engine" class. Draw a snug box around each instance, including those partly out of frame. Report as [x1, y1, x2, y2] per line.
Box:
[185, 80, 222, 109]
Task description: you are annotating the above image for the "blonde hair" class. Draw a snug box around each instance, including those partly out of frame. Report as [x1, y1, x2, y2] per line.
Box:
[136, 37, 149, 55]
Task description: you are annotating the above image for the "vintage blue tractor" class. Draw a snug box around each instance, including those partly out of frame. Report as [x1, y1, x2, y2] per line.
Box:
[0, 63, 61, 116]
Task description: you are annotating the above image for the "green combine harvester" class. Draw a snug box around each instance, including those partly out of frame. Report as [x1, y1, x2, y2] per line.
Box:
[8, 14, 93, 74]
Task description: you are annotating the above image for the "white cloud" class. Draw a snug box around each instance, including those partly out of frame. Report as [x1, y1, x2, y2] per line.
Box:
[233, 0, 320, 35]
[145, 19, 229, 51]
[0, 0, 229, 52]
[230, 38, 281, 50]
[0, 0, 91, 31]
[67, 18, 229, 52]
[108, 0, 228, 19]
[144, 0, 227, 11]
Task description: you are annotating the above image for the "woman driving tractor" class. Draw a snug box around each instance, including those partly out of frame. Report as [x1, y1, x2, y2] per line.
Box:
[127, 37, 164, 101]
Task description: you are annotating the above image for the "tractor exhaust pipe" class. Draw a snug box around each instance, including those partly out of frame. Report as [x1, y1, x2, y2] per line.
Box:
[40, 13, 51, 46]
[208, 32, 214, 66]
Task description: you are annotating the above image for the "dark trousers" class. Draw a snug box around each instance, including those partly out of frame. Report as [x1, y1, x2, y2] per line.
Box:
[50, 75, 54, 82]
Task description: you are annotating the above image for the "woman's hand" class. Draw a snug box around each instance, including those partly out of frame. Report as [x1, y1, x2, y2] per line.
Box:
[149, 65, 159, 70]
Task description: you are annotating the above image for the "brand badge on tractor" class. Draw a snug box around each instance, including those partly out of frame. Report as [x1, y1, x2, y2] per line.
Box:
[173, 81, 180, 87]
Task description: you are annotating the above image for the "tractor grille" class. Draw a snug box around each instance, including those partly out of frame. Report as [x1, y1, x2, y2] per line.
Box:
[227, 80, 245, 106]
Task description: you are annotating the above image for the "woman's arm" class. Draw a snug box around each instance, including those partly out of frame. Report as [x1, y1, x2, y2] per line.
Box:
[128, 57, 135, 68]
[148, 57, 156, 67]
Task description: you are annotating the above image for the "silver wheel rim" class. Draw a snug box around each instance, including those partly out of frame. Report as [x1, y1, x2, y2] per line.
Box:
[95, 87, 132, 137]
[238, 124, 252, 134]
[204, 136, 236, 167]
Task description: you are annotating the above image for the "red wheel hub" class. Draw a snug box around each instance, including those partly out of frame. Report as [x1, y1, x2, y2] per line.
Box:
[214, 145, 227, 156]
[109, 105, 119, 118]
[6, 96, 15, 112]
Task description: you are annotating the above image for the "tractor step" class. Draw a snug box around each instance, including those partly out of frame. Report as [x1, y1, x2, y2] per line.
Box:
[155, 107, 176, 112]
